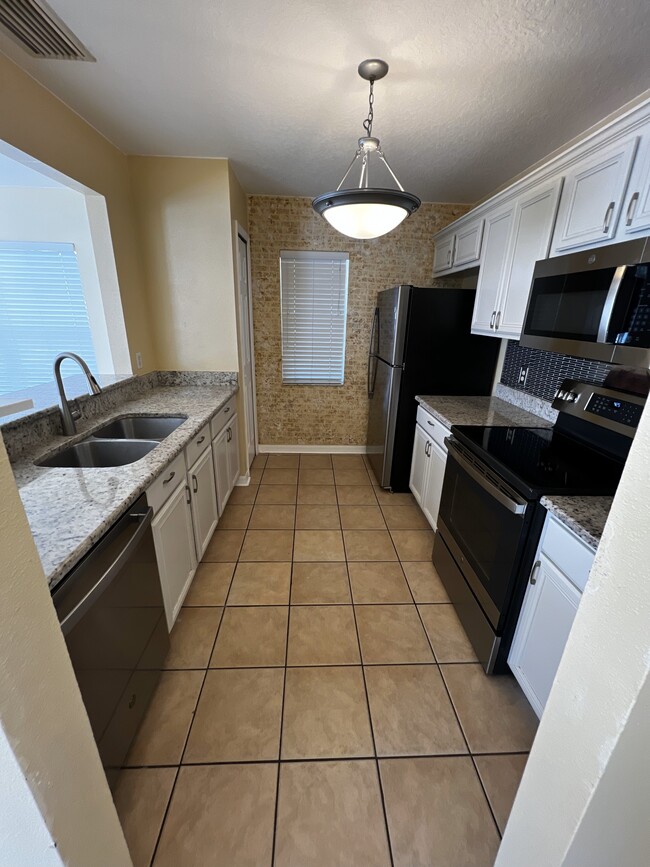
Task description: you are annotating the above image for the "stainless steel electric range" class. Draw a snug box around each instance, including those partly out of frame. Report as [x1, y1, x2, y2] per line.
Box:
[433, 379, 645, 674]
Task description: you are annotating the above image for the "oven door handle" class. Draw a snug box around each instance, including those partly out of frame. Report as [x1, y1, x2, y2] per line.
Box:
[447, 441, 527, 515]
[58, 506, 154, 635]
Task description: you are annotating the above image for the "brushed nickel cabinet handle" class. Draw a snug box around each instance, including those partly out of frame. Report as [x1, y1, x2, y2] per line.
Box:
[495, 311, 501, 330]
[626, 192, 639, 226]
[490, 311, 496, 329]
[196, 435, 206, 445]
[185, 485, 191, 504]
[603, 201, 615, 234]
[192, 474, 198, 494]
[530, 560, 541, 585]
[162, 471, 175, 485]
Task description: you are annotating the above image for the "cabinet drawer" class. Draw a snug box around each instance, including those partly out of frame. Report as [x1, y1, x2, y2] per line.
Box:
[211, 397, 237, 439]
[416, 405, 450, 450]
[185, 424, 210, 468]
[541, 514, 595, 593]
[146, 452, 186, 515]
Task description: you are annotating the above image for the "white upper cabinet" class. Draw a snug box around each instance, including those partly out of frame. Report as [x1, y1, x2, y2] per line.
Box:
[498, 177, 564, 336]
[453, 219, 484, 267]
[619, 121, 650, 236]
[471, 202, 515, 334]
[550, 135, 639, 254]
[433, 234, 455, 273]
[433, 218, 484, 275]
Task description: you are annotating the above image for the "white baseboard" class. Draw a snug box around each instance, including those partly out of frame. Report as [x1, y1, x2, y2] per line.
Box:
[235, 472, 251, 487]
[258, 444, 369, 454]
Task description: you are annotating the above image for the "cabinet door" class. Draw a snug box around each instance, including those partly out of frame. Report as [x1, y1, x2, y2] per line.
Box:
[226, 414, 240, 493]
[212, 427, 230, 516]
[509, 555, 581, 718]
[433, 234, 455, 273]
[471, 201, 516, 335]
[551, 136, 639, 253]
[152, 482, 197, 630]
[421, 438, 448, 530]
[188, 447, 219, 560]
[453, 219, 484, 267]
[497, 177, 564, 339]
[409, 423, 430, 506]
[620, 125, 650, 235]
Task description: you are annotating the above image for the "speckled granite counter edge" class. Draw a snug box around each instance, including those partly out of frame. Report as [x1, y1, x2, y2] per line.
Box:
[540, 495, 612, 551]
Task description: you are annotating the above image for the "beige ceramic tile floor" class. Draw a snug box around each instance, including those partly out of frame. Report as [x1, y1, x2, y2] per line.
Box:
[115, 452, 538, 867]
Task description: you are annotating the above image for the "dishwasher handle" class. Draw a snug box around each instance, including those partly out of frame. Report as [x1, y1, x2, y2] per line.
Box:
[58, 505, 154, 635]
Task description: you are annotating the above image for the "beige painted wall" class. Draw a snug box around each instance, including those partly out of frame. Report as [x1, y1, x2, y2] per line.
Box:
[0, 54, 154, 374]
[0, 438, 131, 865]
[129, 156, 240, 372]
[247, 196, 470, 446]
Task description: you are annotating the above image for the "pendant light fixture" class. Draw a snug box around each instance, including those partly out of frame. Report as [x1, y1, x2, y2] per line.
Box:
[312, 59, 420, 240]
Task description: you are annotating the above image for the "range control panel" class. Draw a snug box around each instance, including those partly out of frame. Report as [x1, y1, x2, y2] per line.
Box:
[586, 394, 644, 427]
[552, 378, 646, 438]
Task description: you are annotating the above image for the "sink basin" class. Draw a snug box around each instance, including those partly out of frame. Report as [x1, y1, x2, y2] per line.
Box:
[91, 415, 187, 441]
[37, 438, 159, 468]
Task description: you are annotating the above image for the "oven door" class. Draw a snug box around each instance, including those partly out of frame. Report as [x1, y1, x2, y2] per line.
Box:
[437, 439, 532, 631]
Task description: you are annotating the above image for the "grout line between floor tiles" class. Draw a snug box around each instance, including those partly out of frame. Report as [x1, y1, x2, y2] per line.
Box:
[395, 522, 505, 841]
[337, 486, 396, 867]
[270, 473, 297, 867]
[147, 496, 247, 866]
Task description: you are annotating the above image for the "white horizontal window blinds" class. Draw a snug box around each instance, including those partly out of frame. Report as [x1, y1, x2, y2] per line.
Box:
[0, 241, 98, 395]
[280, 250, 349, 385]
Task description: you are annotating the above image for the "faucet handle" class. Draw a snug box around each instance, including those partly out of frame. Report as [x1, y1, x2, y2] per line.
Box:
[69, 400, 82, 421]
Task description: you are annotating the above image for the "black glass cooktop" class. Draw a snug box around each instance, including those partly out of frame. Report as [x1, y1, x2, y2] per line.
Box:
[450, 425, 625, 499]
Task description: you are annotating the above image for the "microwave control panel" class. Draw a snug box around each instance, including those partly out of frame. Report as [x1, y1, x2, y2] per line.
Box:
[586, 394, 644, 427]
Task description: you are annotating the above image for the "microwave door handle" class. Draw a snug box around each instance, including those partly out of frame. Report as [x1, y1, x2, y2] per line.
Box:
[448, 442, 527, 515]
[597, 265, 627, 343]
[58, 506, 154, 635]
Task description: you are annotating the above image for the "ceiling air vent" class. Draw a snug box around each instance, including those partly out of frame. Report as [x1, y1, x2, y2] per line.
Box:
[0, 0, 94, 60]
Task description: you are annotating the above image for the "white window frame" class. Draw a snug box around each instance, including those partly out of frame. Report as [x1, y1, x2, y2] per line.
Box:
[279, 250, 349, 386]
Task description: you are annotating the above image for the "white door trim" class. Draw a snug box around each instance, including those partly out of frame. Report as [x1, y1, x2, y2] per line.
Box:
[233, 221, 259, 465]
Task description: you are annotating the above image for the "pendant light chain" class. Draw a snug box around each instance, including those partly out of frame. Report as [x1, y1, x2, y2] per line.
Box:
[363, 79, 375, 137]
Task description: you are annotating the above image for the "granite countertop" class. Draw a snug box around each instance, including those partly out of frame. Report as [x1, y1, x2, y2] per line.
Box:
[415, 394, 552, 429]
[540, 495, 612, 551]
[11, 382, 238, 590]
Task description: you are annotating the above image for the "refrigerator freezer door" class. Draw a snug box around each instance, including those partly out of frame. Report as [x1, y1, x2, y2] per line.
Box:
[376, 285, 411, 365]
[367, 358, 403, 487]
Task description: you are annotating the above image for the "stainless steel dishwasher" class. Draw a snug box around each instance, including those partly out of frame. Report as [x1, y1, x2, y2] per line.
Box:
[53, 494, 169, 790]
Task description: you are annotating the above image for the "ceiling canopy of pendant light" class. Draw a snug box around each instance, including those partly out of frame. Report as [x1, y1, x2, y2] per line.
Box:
[312, 59, 421, 240]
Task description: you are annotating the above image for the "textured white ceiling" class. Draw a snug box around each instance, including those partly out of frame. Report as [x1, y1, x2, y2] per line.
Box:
[1, 0, 650, 202]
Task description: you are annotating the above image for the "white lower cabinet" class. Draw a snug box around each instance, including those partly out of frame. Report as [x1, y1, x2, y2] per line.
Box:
[212, 412, 240, 515]
[409, 409, 450, 531]
[187, 446, 219, 560]
[151, 481, 197, 630]
[422, 438, 448, 529]
[509, 513, 595, 718]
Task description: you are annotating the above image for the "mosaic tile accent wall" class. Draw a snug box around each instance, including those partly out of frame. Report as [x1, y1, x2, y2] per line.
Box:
[500, 341, 611, 403]
[248, 196, 471, 445]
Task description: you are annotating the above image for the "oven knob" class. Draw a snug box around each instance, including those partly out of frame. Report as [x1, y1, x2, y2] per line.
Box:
[567, 392, 578, 402]
[557, 390, 566, 399]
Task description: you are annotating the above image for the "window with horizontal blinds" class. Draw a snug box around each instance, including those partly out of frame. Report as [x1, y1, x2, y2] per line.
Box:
[0, 241, 98, 395]
[280, 250, 349, 385]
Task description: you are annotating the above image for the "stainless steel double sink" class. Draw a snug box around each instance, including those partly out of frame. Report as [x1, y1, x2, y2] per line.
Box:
[36, 415, 187, 468]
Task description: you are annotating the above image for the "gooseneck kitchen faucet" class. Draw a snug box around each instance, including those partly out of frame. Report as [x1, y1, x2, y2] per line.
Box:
[54, 352, 102, 435]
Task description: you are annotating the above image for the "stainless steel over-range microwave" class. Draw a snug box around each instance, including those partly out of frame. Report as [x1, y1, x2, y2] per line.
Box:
[520, 237, 650, 367]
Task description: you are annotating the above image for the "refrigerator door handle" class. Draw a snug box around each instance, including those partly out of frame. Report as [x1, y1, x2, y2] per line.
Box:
[368, 307, 380, 398]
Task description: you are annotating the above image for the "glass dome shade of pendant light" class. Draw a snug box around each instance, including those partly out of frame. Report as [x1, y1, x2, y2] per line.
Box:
[313, 189, 419, 239]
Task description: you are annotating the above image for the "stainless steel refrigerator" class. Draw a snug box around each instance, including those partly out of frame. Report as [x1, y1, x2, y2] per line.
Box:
[366, 285, 500, 491]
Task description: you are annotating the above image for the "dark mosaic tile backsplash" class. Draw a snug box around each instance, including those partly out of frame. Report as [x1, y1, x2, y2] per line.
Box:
[500, 341, 611, 402]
